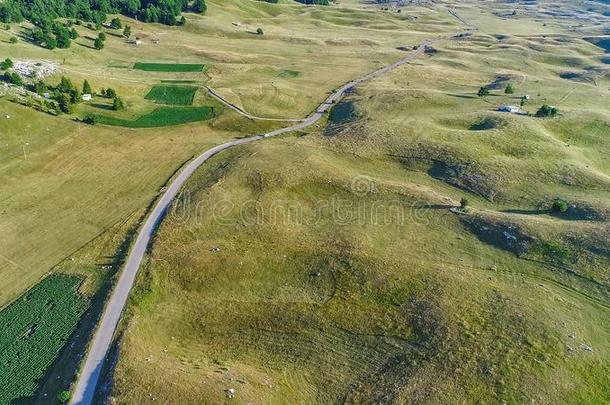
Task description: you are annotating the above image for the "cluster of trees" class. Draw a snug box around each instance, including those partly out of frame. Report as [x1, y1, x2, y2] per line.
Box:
[31, 21, 78, 49]
[0, 66, 124, 116]
[1, 58, 21, 85]
[259, 0, 329, 3]
[0, 0, 207, 27]
[477, 83, 515, 97]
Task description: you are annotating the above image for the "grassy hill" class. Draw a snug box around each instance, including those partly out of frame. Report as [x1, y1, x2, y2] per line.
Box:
[110, 1, 610, 403]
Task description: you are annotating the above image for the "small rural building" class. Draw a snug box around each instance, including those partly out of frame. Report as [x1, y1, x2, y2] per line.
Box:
[498, 104, 520, 113]
[82, 94, 92, 101]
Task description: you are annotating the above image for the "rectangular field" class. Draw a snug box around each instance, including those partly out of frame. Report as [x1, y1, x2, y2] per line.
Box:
[145, 85, 197, 105]
[0, 274, 86, 403]
[96, 106, 217, 128]
[133, 63, 205, 72]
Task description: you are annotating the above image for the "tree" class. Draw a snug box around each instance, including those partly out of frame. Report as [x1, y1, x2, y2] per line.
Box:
[105, 88, 116, 98]
[58, 76, 75, 93]
[504, 83, 514, 94]
[460, 197, 469, 211]
[69, 27, 78, 39]
[535, 104, 559, 118]
[46, 36, 57, 49]
[256, 27, 264, 35]
[477, 86, 490, 97]
[180, 15, 186, 25]
[57, 93, 73, 113]
[98, 31, 106, 41]
[57, 390, 71, 403]
[112, 96, 125, 110]
[0, 57, 13, 70]
[94, 36, 104, 50]
[193, 0, 207, 13]
[9, 36, 17, 43]
[82, 79, 92, 95]
[69, 88, 81, 103]
[83, 113, 97, 125]
[110, 17, 122, 29]
[34, 80, 47, 95]
[123, 25, 131, 38]
[551, 198, 569, 213]
[3, 71, 22, 85]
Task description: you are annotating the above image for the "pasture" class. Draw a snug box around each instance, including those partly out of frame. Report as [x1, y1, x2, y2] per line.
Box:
[111, 1, 610, 403]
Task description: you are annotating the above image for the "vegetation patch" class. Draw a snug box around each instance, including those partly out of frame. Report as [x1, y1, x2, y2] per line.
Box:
[145, 85, 197, 105]
[133, 63, 205, 72]
[96, 106, 217, 128]
[277, 69, 300, 78]
[0, 274, 87, 404]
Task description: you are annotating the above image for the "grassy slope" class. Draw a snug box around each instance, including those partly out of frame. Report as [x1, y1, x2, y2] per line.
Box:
[112, 1, 610, 404]
[0, 0, 440, 307]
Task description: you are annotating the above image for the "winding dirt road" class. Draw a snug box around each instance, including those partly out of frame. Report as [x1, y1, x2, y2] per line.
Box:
[70, 42, 429, 405]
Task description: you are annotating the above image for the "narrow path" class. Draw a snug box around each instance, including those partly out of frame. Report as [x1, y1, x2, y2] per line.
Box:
[205, 86, 306, 122]
[70, 42, 430, 405]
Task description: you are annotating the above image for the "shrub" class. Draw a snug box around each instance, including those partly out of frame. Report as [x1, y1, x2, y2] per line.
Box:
[57, 390, 71, 403]
[460, 197, 469, 210]
[110, 17, 122, 29]
[1, 58, 13, 69]
[256, 27, 264, 35]
[112, 96, 125, 110]
[536, 104, 559, 118]
[94, 36, 104, 50]
[82, 114, 97, 125]
[98, 31, 106, 41]
[9, 36, 17, 43]
[505, 83, 514, 94]
[123, 25, 131, 38]
[551, 198, 569, 213]
[477, 86, 490, 97]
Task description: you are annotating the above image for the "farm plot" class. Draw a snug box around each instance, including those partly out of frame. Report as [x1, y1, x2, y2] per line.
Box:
[0, 274, 87, 404]
[133, 62, 205, 72]
[145, 85, 197, 105]
[96, 106, 217, 128]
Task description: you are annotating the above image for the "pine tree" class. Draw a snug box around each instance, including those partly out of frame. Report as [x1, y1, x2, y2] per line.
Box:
[82, 80, 92, 95]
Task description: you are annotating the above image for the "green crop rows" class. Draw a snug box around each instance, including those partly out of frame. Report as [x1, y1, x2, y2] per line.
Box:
[96, 106, 217, 128]
[133, 62, 205, 72]
[0, 274, 87, 403]
[145, 85, 198, 105]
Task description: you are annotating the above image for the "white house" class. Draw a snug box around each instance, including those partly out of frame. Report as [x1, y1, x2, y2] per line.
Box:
[498, 104, 520, 113]
[82, 94, 92, 101]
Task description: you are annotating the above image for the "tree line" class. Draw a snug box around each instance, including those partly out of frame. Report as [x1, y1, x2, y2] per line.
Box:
[0, 0, 206, 27]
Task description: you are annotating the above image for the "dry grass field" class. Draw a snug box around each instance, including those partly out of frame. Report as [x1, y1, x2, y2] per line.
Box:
[109, 1, 610, 404]
[1, 0, 609, 402]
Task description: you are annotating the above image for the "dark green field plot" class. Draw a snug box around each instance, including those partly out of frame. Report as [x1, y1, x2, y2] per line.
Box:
[278, 69, 300, 78]
[133, 62, 205, 72]
[145, 85, 198, 105]
[0, 274, 87, 404]
[97, 106, 217, 128]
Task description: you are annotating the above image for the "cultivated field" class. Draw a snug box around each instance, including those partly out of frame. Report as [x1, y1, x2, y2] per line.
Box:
[145, 85, 198, 105]
[0, 274, 86, 403]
